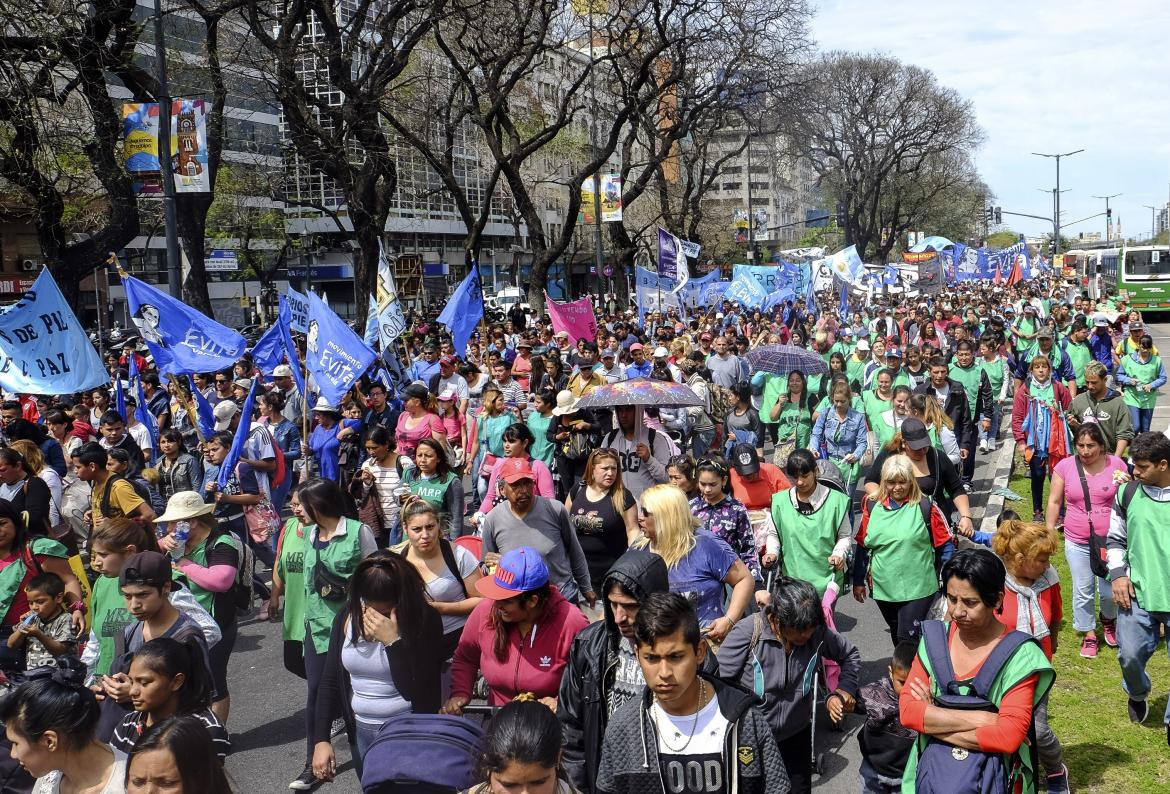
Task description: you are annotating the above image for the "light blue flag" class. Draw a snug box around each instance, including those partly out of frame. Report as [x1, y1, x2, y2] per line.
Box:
[277, 297, 307, 397]
[437, 262, 484, 357]
[305, 291, 376, 406]
[191, 380, 216, 440]
[700, 280, 731, 306]
[761, 288, 795, 313]
[0, 268, 107, 395]
[284, 288, 310, 333]
[363, 295, 378, 348]
[882, 265, 900, 286]
[375, 241, 408, 350]
[114, 377, 127, 423]
[129, 357, 158, 458]
[122, 274, 245, 375]
[805, 261, 819, 318]
[250, 321, 285, 375]
[838, 278, 849, 321]
[218, 378, 258, 488]
[724, 274, 768, 309]
[825, 245, 866, 286]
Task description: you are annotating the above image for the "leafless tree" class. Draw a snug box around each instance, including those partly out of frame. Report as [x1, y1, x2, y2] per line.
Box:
[788, 52, 985, 263]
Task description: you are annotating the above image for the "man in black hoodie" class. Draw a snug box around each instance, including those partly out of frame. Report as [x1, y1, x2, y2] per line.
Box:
[559, 548, 671, 792]
[595, 592, 790, 794]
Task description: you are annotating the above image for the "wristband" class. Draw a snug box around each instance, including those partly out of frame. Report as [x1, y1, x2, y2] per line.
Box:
[69, 600, 86, 615]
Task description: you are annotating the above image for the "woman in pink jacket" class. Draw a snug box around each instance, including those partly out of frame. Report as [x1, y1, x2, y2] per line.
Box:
[440, 546, 587, 712]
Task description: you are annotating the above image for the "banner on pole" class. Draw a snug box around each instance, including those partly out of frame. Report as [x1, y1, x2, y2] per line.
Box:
[122, 100, 210, 194]
[545, 297, 598, 344]
[600, 174, 622, 222]
[285, 287, 310, 333]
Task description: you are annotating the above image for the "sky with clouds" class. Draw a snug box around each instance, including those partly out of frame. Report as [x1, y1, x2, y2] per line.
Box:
[810, 0, 1170, 241]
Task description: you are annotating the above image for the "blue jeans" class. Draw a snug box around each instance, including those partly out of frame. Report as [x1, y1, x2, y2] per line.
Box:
[351, 719, 383, 779]
[1064, 538, 1116, 632]
[1116, 599, 1170, 724]
[979, 404, 1003, 444]
[858, 757, 902, 794]
[1129, 405, 1154, 434]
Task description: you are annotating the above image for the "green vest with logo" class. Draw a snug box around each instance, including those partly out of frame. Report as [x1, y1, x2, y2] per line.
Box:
[1063, 340, 1092, 387]
[405, 470, 456, 511]
[1119, 353, 1162, 409]
[862, 499, 937, 602]
[949, 363, 983, 417]
[89, 574, 133, 678]
[303, 518, 364, 654]
[276, 517, 310, 643]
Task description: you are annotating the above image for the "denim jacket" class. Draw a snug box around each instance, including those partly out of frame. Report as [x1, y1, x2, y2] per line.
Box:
[270, 418, 302, 463]
[810, 408, 867, 460]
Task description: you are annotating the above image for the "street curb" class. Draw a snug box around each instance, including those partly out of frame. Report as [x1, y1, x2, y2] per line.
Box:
[978, 433, 1018, 536]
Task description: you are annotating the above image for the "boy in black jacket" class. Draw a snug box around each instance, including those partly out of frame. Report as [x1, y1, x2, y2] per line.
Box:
[855, 641, 918, 793]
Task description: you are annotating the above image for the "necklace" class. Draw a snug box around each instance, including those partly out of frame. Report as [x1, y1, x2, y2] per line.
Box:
[653, 679, 706, 753]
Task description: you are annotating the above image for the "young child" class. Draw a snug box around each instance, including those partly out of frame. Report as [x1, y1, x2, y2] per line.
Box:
[992, 519, 1068, 792]
[856, 640, 918, 794]
[8, 573, 76, 670]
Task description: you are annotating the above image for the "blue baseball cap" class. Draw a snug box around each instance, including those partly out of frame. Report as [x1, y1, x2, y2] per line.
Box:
[885, 347, 903, 358]
[475, 546, 550, 600]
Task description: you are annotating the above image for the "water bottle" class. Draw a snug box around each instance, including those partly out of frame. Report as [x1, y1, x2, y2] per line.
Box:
[170, 521, 190, 561]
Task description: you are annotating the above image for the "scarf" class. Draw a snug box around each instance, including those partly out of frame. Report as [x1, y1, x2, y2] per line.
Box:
[1005, 568, 1059, 640]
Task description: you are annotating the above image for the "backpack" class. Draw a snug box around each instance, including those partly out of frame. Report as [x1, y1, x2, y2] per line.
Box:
[915, 620, 1043, 794]
[214, 532, 257, 617]
[360, 713, 484, 794]
[707, 384, 737, 424]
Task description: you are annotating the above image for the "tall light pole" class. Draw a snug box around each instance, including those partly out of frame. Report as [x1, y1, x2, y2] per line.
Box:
[1092, 193, 1121, 240]
[153, 0, 182, 298]
[585, 9, 605, 300]
[1031, 149, 1083, 255]
[1144, 205, 1158, 242]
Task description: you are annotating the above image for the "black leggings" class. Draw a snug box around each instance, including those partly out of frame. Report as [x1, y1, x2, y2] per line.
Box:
[775, 724, 813, 794]
[304, 640, 328, 761]
[1028, 454, 1050, 514]
[875, 593, 937, 646]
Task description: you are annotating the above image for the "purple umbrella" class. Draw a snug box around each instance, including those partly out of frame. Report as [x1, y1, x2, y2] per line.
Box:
[746, 344, 830, 376]
[574, 377, 704, 409]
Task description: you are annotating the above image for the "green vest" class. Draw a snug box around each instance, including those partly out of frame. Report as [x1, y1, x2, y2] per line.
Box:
[405, 470, 456, 511]
[872, 410, 902, 449]
[0, 537, 67, 620]
[977, 356, 1006, 402]
[183, 532, 242, 615]
[1063, 340, 1092, 387]
[276, 517, 309, 643]
[862, 499, 938, 602]
[89, 574, 133, 678]
[1119, 353, 1162, 409]
[863, 391, 893, 432]
[902, 626, 1055, 794]
[807, 373, 825, 399]
[845, 355, 868, 391]
[758, 374, 787, 426]
[303, 518, 364, 654]
[775, 401, 813, 448]
[949, 363, 983, 417]
[527, 413, 555, 465]
[771, 489, 850, 598]
[1120, 488, 1170, 612]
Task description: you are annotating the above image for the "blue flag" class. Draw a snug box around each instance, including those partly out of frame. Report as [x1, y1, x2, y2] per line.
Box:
[838, 279, 849, 322]
[218, 378, 258, 488]
[437, 263, 484, 357]
[305, 291, 376, 406]
[0, 268, 107, 395]
[129, 357, 158, 459]
[805, 262, 818, 318]
[363, 295, 378, 348]
[251, 321, 285, 375]
[724, 274, 768, 309]
[882, 265, 899, 286]
[191, 380, 216, 440]
[122, 274, 246, 375]
[114, 377, 127, 423]
[277, 297, 307, 397]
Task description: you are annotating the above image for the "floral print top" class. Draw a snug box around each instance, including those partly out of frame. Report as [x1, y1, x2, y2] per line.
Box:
[689, 494, 761, 582]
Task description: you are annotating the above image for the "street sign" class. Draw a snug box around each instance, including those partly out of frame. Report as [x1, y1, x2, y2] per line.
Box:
[205, 250, 239, 272]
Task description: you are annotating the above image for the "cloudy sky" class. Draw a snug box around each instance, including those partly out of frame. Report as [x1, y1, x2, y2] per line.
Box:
[810, 0, 1170, 241]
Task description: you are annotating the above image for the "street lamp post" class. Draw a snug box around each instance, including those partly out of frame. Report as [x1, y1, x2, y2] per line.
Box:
[153, 0, 182, 298]
[1092, 193, 1121, 240]
[1031, 149, 1083, 255]
[1144, 205, 1158, 242]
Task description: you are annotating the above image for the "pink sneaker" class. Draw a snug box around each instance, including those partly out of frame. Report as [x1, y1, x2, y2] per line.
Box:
[1102, 617, 1119, 648]
[1080, 634, 1099, 659]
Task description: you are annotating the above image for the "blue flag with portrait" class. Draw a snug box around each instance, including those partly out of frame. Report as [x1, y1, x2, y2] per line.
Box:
[122, 274, 245, 375]
[218, 378, 258, 488]
[0, 268, 107, 395]
[305, 291, 376, 407]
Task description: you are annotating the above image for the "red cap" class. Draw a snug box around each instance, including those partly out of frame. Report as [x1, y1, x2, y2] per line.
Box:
[440, 354, 458, 367]
[499, 458, 536, 483]
[629, 342, 644, 351]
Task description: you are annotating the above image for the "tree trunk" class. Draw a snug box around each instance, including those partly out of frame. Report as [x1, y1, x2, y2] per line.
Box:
[176, 194, 215, 316]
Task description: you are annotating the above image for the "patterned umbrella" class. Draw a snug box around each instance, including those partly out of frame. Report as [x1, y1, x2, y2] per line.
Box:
[746, 344, 830, 376]
[574, 377, 704, 409]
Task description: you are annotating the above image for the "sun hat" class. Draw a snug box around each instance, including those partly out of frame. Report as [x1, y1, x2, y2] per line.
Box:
[551, 390, 580, 416]
[155, 491, 216, 523]
[311, 395, 340, 414]
[475, 546, 550, 600]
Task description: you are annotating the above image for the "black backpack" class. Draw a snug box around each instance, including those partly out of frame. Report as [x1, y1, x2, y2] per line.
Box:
[915, 620, 1046, 794]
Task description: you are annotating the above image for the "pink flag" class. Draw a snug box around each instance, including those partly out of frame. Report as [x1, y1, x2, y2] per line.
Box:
[545, 296, 598, 345]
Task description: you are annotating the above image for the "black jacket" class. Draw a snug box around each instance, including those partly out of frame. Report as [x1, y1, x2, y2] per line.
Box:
[314, 603, 444, 745]
[913, 378, 973, 436]
[558, 548, 669, 792]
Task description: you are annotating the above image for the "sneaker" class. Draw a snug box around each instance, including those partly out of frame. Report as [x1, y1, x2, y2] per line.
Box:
[288, 766, 318, 791]
[1128, 697, 1149, 724]
[1080, 634, 1099, 659]
[1102, 616, 1119, 648]
[1033, 511, 1045, 524]
[978, 438, 988, 453]
[1046, 765, 1070, 794]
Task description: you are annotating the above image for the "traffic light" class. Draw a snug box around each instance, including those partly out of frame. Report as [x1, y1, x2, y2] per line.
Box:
[1107, 207, 1113, 221]
[835, 202, 846, 228]
[994, 207, 1002, 225]
[985, 205, 994, 223]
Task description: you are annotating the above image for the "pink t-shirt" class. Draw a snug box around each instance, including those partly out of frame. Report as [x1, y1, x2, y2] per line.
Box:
[395, 411, 444, 457]
[1053, 454, 1128, 545]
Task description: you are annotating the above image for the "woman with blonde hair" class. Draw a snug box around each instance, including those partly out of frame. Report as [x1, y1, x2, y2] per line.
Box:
[668, 336, 692, 363]
[8, 439, 63, 535]
[852, 454, 954, 644]
[565, 448, 638, 594]
[633, 483, 753, 643]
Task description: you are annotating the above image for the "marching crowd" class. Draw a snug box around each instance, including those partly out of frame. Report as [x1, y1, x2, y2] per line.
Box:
[0, 270, 1166, 794]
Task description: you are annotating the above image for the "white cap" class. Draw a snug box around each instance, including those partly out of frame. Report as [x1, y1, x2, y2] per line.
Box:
[653, 346, 670, 358]
[856, 339, 871, 351]
[213, 400, 239, 432]
[273, 364, 293, 378]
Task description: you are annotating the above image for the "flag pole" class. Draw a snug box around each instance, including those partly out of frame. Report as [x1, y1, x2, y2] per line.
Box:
[180, 374, 206, 445]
